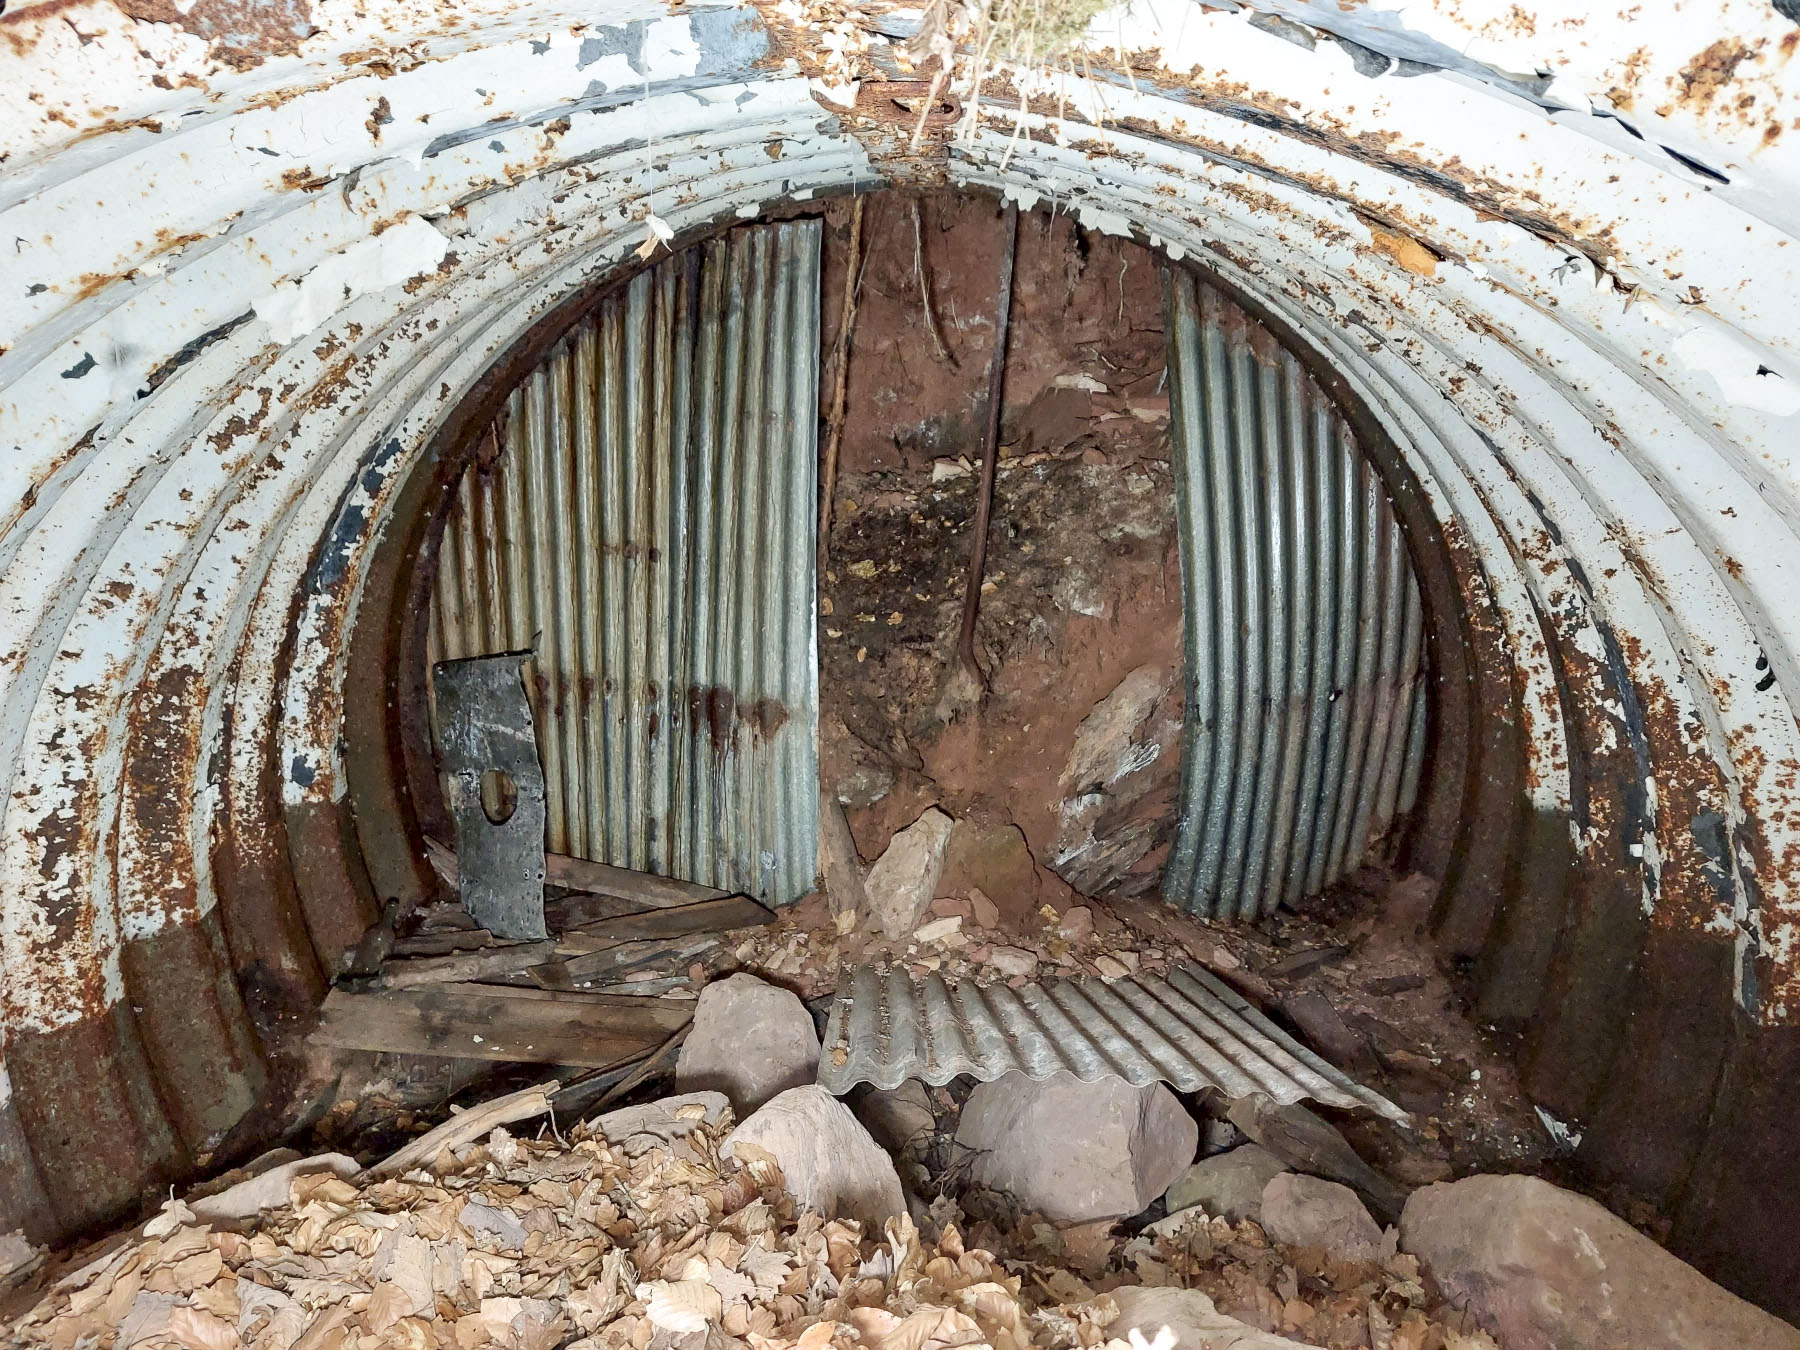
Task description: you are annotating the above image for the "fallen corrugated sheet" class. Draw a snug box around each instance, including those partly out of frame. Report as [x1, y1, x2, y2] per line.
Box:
[818, 963, 1407, 1120]
[1160, 269, 1428, 920]
[429, 222, 823, 905]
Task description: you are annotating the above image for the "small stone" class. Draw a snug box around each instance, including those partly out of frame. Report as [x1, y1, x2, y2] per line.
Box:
[1093, 954, 1129, 980]
[969, 888, 1000, 930]
[928, 895, 972, 920]
[1058, 905, 1094, 942]
[987, 945, 1038, 979]
[1164, 1144, 1287, 1223]
[676, 973, 820, 1116]
[1259, 1173, 1386, 1263]
[724, 1085, 905, 1230]
[1401, 1174, 1800, 1350]
[1209, 944, 1241, 971]
[914, 915, 963, 943]
[865, 807, 954, 939]
[955, 1072, 1198, 1223]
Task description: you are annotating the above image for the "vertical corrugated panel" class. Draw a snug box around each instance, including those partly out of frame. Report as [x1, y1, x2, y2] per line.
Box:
[1162, 269, 1428, 919]
[430, 222, 822, 905]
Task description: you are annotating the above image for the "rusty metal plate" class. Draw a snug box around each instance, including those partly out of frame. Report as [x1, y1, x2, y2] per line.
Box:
[433, 652, 549, 940]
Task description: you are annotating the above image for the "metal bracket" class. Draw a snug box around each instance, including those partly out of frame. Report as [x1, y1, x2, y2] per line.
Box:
[433, 651, 549, 939]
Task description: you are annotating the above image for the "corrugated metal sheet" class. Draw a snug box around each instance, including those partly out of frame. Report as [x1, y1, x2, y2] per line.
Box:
[819, 963, 1406, 1120]
[428, 222, 823, 905]
[1161, 270, 1428, 920]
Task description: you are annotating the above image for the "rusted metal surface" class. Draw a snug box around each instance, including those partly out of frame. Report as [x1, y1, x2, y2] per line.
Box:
[820, 963, 1407, 1121]
[1162, 269, 1427, 920]
[1, 0, 1799, 1313]
[433, 652, 550, 940]
[427, 223, 823, 904]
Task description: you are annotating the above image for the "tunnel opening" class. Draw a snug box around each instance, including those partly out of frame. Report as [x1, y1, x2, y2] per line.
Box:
[236, 189, 1554, 1298]
[7, 0, 1800, 1335]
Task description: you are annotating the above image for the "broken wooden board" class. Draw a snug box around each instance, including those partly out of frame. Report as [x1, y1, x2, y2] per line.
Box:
[553, 895, 775, 950]
[312, 982, 691, 1066]
[376, 939, 558, 989]
[545, 855, 731, 909]
[529, 934, 724, 991]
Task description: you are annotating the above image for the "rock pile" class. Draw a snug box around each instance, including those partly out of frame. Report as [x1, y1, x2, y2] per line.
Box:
[2, 1087, 1485, 1350]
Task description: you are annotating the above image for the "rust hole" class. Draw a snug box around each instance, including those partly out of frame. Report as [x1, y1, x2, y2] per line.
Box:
[479, 767, 518, 824]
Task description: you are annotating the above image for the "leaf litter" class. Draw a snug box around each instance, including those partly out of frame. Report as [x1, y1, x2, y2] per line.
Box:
[5, 1091, 1502, 1350]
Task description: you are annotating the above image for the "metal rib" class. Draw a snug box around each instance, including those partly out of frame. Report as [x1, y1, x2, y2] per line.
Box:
[819, 963, 1406, 1121]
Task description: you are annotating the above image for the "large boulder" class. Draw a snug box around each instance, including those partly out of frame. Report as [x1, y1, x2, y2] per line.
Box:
[954, 1072, 1197, 1223]
[865, 807, 954, 938]
[1163, 1144, 1287, 1224]
[723, 1085, 905, 1231]
[1401, 1174, 1800, 1350]
[675, 973, 820, 1116]
[1259, 1173, 1386, 1263]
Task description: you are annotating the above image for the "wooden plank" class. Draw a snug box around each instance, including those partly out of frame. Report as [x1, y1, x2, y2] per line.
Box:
[544, 855, 730, 909]
[531, 934, 723, 991]
[391, 930, 495, 958]
[311, 983, 691, 1066]
[554, 895, 774, 949]
[377, 940, 557, 989]
[370, 1080, 559, 1178]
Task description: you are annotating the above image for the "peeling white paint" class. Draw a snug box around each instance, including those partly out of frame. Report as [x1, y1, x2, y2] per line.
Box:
[255, 216, 451, 345]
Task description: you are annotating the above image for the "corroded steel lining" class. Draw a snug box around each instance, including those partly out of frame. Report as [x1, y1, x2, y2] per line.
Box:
[427, 224, 823, 904]
[2, 0, 1798, 1311]
[1162, 270, 1427, 920]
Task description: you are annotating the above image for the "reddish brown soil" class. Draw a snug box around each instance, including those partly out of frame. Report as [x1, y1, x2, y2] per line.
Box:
[816, 192, 1183, 892]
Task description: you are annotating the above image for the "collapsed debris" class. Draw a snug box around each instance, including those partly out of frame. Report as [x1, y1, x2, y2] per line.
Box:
[5, 1081, 1503, 1350]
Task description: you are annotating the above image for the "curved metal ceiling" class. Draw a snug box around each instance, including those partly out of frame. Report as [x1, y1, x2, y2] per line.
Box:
[2, 0, 1798, 1311]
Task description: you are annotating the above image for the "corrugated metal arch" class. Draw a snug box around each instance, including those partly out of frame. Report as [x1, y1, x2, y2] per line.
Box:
[3, 0, 1799, 1315]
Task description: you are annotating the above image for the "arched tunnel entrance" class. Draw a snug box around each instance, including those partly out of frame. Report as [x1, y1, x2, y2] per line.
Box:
[3, 0, 1800, 1335]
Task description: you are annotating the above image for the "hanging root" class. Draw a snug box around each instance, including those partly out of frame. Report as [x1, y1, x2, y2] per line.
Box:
[912, 199, 957, 366]
[818, 196, 865, 569]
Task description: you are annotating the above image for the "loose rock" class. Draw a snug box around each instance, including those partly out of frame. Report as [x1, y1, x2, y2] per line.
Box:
[1259, 1173, 1387, 1262]
[676, 972, 821, 1115]
[850, 1078, 937, 1157]
[955, 1072, 1197, 1223]
[1110, 1285, 1315, 1350]
[1163, 1144, 1287, 1223]
[724, 1084, 906, 1229]
[818, 793, 868, 918]
[865, 806, 954, 938]
[987, 945, 1039, 978]
[1401, 1174, 1800, 1350]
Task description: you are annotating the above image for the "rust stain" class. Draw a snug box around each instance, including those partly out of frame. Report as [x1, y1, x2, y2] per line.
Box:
[1675, 37, 1757, 112]
[109, 0, 316, 67]
[1369, 228, 1440, 277]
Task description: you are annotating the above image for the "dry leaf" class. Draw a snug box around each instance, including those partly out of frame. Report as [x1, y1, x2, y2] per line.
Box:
[641, 1278, 722, 1333]
[144, 1197, 198, 1237]
[168, 1304, 243, 1350]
